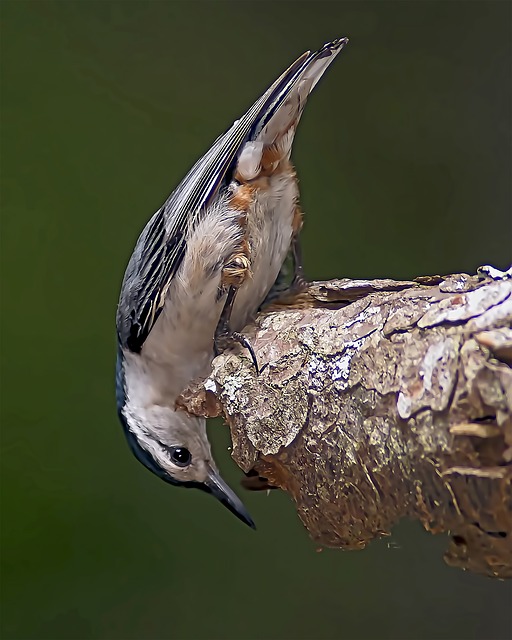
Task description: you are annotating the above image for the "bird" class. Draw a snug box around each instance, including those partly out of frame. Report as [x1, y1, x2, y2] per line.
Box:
[116, 37, 348, 528]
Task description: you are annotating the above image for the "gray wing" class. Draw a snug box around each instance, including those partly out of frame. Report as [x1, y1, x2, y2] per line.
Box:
[117, 38, 347, 353]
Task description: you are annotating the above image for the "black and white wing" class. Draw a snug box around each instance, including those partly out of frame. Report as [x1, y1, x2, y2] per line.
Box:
[116, 38, 347, 353]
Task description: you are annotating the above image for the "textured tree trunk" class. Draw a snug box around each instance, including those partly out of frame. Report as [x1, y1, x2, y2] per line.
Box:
[180, 270, 512, 579]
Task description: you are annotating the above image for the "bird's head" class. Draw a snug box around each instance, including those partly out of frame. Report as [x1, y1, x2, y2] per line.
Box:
[117, 382, 255, 529]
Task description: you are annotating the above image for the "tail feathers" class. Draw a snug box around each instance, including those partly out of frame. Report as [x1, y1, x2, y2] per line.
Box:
[236, 38, 347, 181]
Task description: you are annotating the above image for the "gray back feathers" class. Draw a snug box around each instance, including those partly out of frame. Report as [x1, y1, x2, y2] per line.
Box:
[116, 39, 347, 353]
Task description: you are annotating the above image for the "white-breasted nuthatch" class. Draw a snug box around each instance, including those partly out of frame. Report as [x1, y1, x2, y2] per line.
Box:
[116, 37, 348, 527]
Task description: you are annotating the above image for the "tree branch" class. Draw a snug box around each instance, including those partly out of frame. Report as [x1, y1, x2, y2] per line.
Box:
[181, 272, 512, 579]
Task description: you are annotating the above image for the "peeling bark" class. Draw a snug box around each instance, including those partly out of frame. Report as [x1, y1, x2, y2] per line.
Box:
[181, 272, 512, 579]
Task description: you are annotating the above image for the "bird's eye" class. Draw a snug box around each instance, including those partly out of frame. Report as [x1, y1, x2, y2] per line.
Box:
[169, 447, 192, 467]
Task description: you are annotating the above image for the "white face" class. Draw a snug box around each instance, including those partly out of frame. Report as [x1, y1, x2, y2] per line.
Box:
[123, 404, 215, 484]
[121, 399, 255, 529]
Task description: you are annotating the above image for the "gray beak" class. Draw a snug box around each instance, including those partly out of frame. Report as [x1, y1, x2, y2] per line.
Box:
[205, 469, 256, 529]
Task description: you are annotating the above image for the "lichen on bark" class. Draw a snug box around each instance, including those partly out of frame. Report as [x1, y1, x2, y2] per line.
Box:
[181, 273, 512, 578]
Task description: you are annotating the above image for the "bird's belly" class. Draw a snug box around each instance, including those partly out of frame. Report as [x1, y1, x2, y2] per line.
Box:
[141, 171, 298, 389]
[231, 172, 298, 330]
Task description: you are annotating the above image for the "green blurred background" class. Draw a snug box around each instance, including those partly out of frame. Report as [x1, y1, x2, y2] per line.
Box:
[1, 1, 511, 639]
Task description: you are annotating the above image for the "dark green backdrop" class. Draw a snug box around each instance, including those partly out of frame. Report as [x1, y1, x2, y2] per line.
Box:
[1, 2, 511, 639]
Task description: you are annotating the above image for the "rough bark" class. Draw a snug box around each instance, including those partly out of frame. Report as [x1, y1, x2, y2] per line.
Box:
[180, 271, 512, 579]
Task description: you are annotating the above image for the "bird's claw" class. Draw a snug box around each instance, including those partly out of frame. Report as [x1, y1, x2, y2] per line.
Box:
[214, 329, 261, 375]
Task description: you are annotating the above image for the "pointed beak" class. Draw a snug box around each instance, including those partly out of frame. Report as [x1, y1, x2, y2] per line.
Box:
[205, 469, 256, 529]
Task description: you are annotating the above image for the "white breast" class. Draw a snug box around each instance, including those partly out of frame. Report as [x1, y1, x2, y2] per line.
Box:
[129, 172, 297, 404]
